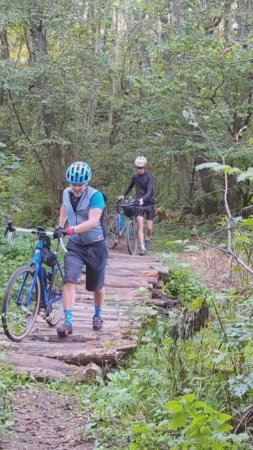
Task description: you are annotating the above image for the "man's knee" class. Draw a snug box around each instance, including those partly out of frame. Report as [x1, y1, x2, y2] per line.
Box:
[95, 286, 105, 294]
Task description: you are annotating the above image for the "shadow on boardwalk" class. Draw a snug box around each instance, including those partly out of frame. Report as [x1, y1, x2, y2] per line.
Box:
[0, 251, 159, 381]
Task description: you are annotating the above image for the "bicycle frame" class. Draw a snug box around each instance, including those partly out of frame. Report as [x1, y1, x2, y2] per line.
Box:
[116, 212, 131, 240]
[6, 225, 64, 310]
[29, 240, 63, 309]
[106, 204, 138, 255]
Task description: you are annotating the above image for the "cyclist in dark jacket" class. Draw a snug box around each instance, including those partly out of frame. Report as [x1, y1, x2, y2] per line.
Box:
[118, 156, 155, 255]
[54, 161, 107, 337]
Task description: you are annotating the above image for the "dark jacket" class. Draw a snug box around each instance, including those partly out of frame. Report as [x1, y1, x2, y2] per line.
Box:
[124, 171, 155, 206]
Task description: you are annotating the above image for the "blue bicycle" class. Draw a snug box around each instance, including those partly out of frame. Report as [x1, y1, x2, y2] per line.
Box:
[2, 221, 65, 342]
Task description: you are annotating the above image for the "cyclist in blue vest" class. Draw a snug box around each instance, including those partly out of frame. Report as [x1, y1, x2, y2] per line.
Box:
[118, 156, 155, 255]
[54, 161, 107, 337]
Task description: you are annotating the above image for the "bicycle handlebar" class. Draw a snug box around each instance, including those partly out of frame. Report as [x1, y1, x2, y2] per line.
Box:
[5, 222, 67, 253]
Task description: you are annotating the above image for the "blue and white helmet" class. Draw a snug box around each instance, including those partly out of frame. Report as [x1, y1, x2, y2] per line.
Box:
[66, 161, 92, 185]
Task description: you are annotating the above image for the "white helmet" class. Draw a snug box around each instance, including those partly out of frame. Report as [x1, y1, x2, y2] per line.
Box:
[134, 156, 147, 168]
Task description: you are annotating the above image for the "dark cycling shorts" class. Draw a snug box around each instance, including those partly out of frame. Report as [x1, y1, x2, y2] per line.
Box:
[64, 239, 108, 292]
[137, 205, 155, 220]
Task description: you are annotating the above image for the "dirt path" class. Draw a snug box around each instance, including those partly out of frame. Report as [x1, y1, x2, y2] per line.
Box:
[180, 246, 240, 292]
[0, 388, 93, 450]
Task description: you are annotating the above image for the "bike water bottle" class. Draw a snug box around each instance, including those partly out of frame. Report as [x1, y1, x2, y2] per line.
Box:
[119, 212, 124, 230]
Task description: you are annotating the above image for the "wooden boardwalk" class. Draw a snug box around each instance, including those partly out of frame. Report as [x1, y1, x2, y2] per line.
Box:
[0, 251, 160, 381]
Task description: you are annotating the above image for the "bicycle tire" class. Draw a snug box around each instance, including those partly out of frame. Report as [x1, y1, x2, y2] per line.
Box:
[126, 219, 137, 255]
[106, 214, 120, 249]
[45, 264, 64, 327]
[2, 265, 41, 342]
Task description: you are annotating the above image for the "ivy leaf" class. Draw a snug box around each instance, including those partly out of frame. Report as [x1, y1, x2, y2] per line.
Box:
[237, 168, 253, 182]
[195, 162, 221, 171]
[188, 297, 204, 311]
[231, 383, 248, 397]
[165, 400, 183, 412]
[167, 412, 188, 430]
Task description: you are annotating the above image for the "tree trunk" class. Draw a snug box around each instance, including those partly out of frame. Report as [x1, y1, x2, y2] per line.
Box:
[174, 154, 192, 197]
[194, 156, 218, 215]
[0, 29, 9, 104]
[29, 17, 64, 210]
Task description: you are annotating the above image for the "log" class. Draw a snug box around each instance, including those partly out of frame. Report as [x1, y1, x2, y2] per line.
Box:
[152, 289, 165, 299]
[152, 280, 165, 289]
[150, 265, 170, 275]
[146, 299, 180, 308]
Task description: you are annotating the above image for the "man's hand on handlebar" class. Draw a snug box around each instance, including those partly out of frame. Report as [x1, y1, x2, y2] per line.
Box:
[53, 226, 66, 239]
[53, 226, 75, 239]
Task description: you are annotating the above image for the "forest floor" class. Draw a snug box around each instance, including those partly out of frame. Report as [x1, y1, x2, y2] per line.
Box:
[0, 388, 93, 450]
[0, 245, 240, 450]
[180, 246, 240, 292]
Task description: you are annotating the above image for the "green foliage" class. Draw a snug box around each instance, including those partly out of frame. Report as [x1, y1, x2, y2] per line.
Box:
[0, 231, 31, 305]
[75, 264, 253, 449]
[1, 0, 253, 220]
[0, 357, 16, 436]
[164, 267, 207, 304]
[163, 394, 247, 450]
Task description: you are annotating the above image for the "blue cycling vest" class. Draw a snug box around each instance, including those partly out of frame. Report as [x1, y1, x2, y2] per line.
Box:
[63, 186, 105, 245]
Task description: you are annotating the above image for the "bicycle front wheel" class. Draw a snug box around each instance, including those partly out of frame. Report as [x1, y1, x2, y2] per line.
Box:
[106, 214, 120, 249]
[45, 264, 64, 327]
[126, 219, 137, 255]
[2, 265, 41, 342]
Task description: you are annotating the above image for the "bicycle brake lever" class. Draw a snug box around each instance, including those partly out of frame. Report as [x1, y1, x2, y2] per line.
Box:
[4, 220, 16, 237]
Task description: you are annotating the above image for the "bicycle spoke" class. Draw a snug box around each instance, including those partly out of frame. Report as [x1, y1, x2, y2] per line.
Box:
[45, 265, 64, 327]
[127, 220, 137, 255]
[2, 266, 40, 341]
[106, 214, 120, 249]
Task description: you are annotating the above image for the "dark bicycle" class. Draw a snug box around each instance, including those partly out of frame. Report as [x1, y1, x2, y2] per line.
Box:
[106, 202, 139, 255]
[1, 221, 66, 342]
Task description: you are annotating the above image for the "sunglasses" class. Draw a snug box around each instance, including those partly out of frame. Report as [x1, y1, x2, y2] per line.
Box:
[135, 166, 144, 170]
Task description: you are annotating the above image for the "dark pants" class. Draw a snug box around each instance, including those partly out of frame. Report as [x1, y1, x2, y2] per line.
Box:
[64, 240, 108, 291]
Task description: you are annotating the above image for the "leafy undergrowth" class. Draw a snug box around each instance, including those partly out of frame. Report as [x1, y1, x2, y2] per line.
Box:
[78, 257, 253, 449]
[0, 358, 15, 436]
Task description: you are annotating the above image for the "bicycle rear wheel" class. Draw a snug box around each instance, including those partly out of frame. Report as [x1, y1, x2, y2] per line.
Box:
[126, 219, 137, 255]
[106, 214, 120, 249]
[2, 265, 41, 341]
[45, 264, 64, 327]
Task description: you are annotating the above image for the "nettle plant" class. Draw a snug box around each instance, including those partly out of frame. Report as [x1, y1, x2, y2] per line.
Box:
[164, 393, 248, 450]
[130, 394, 248, 450]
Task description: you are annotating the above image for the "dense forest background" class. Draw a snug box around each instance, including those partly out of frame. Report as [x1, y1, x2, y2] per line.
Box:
[1, 0, 253, 225]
